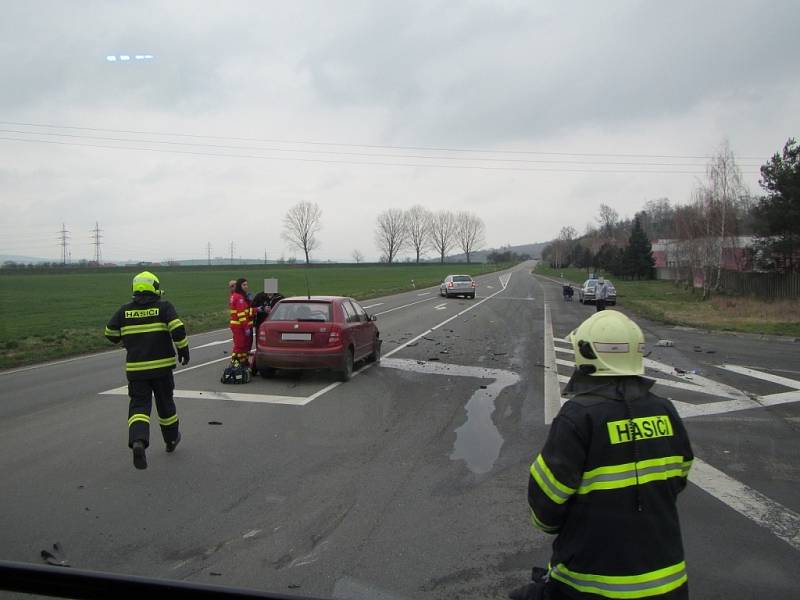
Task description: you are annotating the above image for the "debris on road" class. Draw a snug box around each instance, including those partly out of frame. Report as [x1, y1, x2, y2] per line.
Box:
[208, 421, 223, 425]
[656, 340, 674, 347]
[41, 543, 70, 567]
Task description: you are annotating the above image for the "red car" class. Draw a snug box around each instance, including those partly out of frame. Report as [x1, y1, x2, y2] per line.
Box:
[255, 296, 381, 381]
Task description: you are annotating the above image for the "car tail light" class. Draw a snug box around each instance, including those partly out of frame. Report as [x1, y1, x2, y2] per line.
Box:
[447, 281, 453, 288]
[471, 281, 476, 288]
[328, 325, 342, 346]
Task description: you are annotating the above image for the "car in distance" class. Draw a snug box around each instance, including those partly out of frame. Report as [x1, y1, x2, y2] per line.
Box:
[578, 278, 617, 305]
[255, 296, 381, 381]
[439, 274, 477, 298]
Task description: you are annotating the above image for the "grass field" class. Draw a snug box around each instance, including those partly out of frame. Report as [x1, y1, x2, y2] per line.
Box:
[535, 264, 800, 337]
[0, 263, 511, 368]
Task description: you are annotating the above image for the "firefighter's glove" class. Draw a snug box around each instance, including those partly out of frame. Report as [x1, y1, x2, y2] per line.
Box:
[177, 347, 190, 366]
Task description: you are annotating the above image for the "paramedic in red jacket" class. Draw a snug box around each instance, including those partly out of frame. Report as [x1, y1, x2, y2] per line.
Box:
[229, 278, 253, 367]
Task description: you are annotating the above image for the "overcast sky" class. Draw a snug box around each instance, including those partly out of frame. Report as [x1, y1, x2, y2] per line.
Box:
[1, 1, 798, 263]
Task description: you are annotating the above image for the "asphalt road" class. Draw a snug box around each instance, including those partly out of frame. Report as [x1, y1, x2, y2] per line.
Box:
[1, 262, 798, 599]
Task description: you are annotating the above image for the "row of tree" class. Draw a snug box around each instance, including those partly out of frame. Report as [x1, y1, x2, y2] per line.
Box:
[542, 137, 800, 296]
[282, 202, 486, 264]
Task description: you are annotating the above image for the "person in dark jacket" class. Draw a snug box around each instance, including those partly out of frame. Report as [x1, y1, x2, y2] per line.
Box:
[517, 310, 693, 600]
[105, 271, 189, 470]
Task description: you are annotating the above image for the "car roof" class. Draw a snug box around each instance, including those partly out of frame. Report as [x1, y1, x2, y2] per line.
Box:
[279, 296, 349, 302]
[447, 274, 472, 278]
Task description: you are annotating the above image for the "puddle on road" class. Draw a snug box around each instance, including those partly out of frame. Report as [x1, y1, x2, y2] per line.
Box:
[450, 387, 504, 474]
[377, 358, 519, 475]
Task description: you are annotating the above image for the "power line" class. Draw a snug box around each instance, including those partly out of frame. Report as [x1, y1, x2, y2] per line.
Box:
[0, 119, 769, 161]
[0, 136, 758, 175]
[0, 128, 765, 167]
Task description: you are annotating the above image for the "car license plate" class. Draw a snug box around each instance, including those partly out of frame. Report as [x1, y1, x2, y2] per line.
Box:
[282, 332, 311, 341]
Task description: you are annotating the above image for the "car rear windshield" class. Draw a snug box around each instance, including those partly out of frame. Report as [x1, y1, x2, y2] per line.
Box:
[453, 275, 472, 282]
[269, 302, 332, 322]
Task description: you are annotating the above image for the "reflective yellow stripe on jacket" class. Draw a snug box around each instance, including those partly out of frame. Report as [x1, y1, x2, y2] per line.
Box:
[578, 456, 692, 495]
[121, 323, 169, 335]
[530, 454, 576, 505]
[550, 561, 687, 599]
[126, 357, 177, 372]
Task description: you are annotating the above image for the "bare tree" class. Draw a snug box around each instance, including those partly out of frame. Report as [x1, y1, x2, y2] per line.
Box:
[551, 226, 577, 269]
[352, 249, 364, 264]
[429, 210, 456, 264]
[375, 209, 407, 264]
[455, 211, 486, 264]
[706, 140, 746, 290]
[281, 201, 322, 265]
[596, 204, 620, 239]
[405, 205, 432, 263]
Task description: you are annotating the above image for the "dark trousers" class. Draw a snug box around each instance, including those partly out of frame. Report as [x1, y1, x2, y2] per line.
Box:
[595, 298, 606, 312]
[127, 373, 179, 447]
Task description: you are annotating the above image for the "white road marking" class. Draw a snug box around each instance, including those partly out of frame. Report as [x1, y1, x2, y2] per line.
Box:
[490, 297, 537, 301]
[553, 357, 738, 398]
[718, 364, 800, 390]
[243, 529, 262, 539]
[434, 303, 448, 311]
[101, 386, 313, 405]
[0, 348, 123, 376]
[759, 390, 800, 406]
[417, 292, 431, 296]
[175, 355, 231, 374]
[543, 303, 561, 425]
[374, 296, 437, 316]
[689, 457, 800, 552]
[362, 303, 384, 309]
[193, 339, 231, 349]
[380, 358, 517, 383]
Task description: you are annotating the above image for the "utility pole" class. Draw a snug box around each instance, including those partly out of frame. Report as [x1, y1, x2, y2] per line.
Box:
[207, 242, 212, 266]
[264, 249, 268, 265]
[91, 221, 103, 265]
[229, 242, 235, 265]
[57, 223, 70, 265]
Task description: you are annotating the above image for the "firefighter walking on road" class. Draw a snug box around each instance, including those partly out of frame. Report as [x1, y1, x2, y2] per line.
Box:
[105, 271, 189, 470]
[514, 310, 693, 600]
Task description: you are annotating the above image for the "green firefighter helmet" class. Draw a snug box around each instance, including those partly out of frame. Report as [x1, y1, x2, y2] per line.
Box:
[569, 310, 645, 376]
[132, 271, 162, 295]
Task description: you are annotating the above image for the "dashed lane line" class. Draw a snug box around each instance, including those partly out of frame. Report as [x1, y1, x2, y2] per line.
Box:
[690, 458, 800, 552]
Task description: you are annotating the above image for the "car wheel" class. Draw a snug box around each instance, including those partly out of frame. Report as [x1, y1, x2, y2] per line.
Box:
[468, 294, 475, 299]
[368, 338, 382, 363]
[339, 348, 354, 382]
[259, 366, 276, 379]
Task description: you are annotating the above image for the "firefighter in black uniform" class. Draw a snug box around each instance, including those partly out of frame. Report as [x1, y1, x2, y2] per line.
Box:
[105, 271, 190, 470]
[515, 310, 693, 600]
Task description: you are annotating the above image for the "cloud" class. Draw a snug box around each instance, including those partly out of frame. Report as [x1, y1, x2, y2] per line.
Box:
[1, 1, 798, 262]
